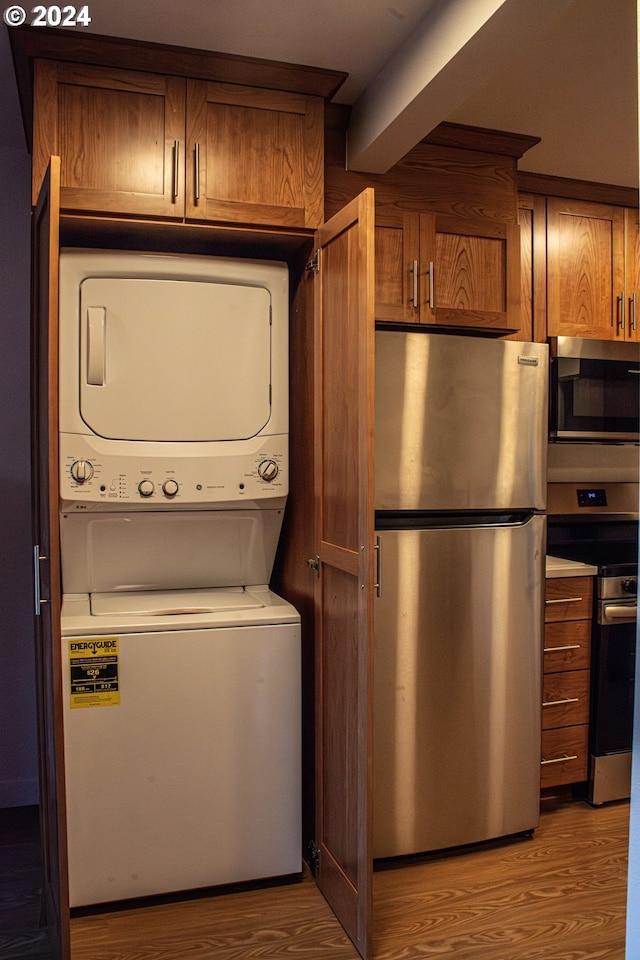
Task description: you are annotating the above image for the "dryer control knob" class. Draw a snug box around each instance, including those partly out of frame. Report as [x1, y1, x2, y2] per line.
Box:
[70, 459, 94, 484]
[162, 479, 179, 498]
[138, 479, 155, 498]
[258, 459, 279, 482]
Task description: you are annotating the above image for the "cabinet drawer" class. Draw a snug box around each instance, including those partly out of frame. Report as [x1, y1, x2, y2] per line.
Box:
[544, 619, 592, 672]
[542, 670, 590, 729]
[541, 725, 589, 788]
[545, 576, 593, 622]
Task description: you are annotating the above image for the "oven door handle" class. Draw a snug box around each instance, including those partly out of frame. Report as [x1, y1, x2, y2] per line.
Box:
[600, 602, 637, 624]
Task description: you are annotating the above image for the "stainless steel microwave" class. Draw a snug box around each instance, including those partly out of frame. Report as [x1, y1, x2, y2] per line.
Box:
[549, 337, 640, 442]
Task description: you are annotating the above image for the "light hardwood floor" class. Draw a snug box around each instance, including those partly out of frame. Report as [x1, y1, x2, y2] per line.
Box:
[68, 797, 628, 960]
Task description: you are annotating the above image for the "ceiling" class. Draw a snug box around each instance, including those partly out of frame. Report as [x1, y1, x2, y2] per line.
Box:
[2, 0, 638, 187]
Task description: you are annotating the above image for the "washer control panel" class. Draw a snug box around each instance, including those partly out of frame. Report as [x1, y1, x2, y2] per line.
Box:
[60, 435, 288, 510]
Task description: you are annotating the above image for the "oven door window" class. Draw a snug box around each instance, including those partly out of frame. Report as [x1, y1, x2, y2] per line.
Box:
[553, 357, 640, 440]
[591, 620, 636, 755]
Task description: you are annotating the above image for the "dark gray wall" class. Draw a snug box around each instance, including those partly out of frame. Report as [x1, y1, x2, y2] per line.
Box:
[0, 26, 38, 806]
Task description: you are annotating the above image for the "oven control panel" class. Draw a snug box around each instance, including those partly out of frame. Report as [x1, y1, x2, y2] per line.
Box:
[577, 488, 607, 508]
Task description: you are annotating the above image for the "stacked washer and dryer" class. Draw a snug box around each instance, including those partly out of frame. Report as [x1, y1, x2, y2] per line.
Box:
[57, 249, 301, 908]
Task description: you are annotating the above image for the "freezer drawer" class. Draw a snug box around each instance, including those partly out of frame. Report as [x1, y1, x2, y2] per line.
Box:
[373, 514, 545, 858]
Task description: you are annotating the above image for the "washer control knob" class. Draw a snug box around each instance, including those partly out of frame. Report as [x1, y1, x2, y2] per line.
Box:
[70, 459, 94, 484]
[162, 479, 179, 498]
[258, 459, 279, 482]
[138, 479, 155, 498]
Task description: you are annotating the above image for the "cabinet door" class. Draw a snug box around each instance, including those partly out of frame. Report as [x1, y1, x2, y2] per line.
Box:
[518, 193, 547, 342]
[625, 207, 640, 341]
[374, 212, 420, 322]
[32, 60, 186, 218]
[186, 80, 324, 228]
[422, 215, 520, 332]
[312, 189, 375, 959]
[32, 157, 70, 960]
[547, 198, 625, 339]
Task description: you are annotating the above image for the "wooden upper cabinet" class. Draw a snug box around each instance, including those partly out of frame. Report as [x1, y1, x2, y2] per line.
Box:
[624, 207, 640, 341]
[32, 60, 324, 229]
[375, 210, 520, 333]
[185, 80, 323, 228]
[547, 197, 626, 340]
[32, 59, 186, 218]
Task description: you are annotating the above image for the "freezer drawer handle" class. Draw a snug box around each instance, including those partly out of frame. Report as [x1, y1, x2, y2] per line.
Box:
[545, 596, 583, 605]
[541, 754, 579, 765]
[542, 697, 579, 708]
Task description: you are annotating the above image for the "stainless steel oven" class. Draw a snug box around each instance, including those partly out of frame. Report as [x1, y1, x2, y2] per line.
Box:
[547, 482, 638, 804]
[549, 337, 640, 442]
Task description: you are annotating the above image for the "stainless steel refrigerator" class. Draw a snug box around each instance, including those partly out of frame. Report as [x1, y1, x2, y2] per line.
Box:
[374, 331, 548, 859]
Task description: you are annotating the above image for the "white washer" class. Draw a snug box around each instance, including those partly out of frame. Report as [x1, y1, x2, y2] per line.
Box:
[61, 585, 301, 908]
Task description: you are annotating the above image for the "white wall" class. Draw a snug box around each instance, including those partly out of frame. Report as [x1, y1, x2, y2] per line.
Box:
[0, 27, 39, 807]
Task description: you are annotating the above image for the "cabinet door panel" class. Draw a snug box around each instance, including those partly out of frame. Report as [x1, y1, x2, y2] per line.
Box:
[547, 198, 625, 339]
[33, 60, 185, 218]
[374, 214, 420, 323]
[425, 217, 520, 332]
[186, 81, 323, 228]
[625, 207, 640, 341]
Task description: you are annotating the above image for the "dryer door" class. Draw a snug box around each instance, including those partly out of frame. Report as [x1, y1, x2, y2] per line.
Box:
[79, 276, 272, 441]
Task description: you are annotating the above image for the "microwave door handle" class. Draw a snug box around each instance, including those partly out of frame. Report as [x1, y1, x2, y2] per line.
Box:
[87, 306, 106, 386]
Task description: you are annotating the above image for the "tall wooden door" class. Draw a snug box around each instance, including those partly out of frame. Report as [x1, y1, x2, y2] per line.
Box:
[312, 188, 376, 958]
[31, 157, 69, 960]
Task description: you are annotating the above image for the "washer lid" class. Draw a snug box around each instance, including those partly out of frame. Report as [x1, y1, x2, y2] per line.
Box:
[90, 587, 264, 617]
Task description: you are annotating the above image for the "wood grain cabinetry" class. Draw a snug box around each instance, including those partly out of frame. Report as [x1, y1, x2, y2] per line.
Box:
[32, 59, 324, 229]
[33, 60, 186, 218]
[546, 197, 640, 341]
[541, 576, 593, 789]
[375, 210, 520, 332]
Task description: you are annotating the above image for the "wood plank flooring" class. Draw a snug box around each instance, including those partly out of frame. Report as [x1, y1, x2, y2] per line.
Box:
[1, 798, 629, 960]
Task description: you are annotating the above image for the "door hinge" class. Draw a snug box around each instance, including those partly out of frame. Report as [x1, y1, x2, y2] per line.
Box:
[307, 839, 320, 875]
[305, 249, 320, 274]
[306, 556, 320, 577]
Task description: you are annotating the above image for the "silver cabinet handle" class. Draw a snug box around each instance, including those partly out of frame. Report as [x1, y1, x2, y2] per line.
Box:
[546, 596, 583, 605]
[543, 644, 581, 652]
[427, 260, 434, 309]
[194, 143, 200, 203]
[172, 140, 179, 201]
[374, 535, 382, 598]
[541, 754, 578, 765]
[33, 545, 49, 616]
[620, 291, 626, 330]
[631, 292, 637, 331]
[542, 697, 580, 707]
[410, 260, 418, 307]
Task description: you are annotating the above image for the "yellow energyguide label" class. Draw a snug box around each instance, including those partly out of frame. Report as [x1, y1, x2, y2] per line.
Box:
[68, 637, 120, 708]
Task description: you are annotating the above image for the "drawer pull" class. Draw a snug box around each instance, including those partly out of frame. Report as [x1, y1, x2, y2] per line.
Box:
[541, 754, 579, 766]
[546, 597, 583, 605]
[544, 644, 581, 653]
[542, 697, 579, 708]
